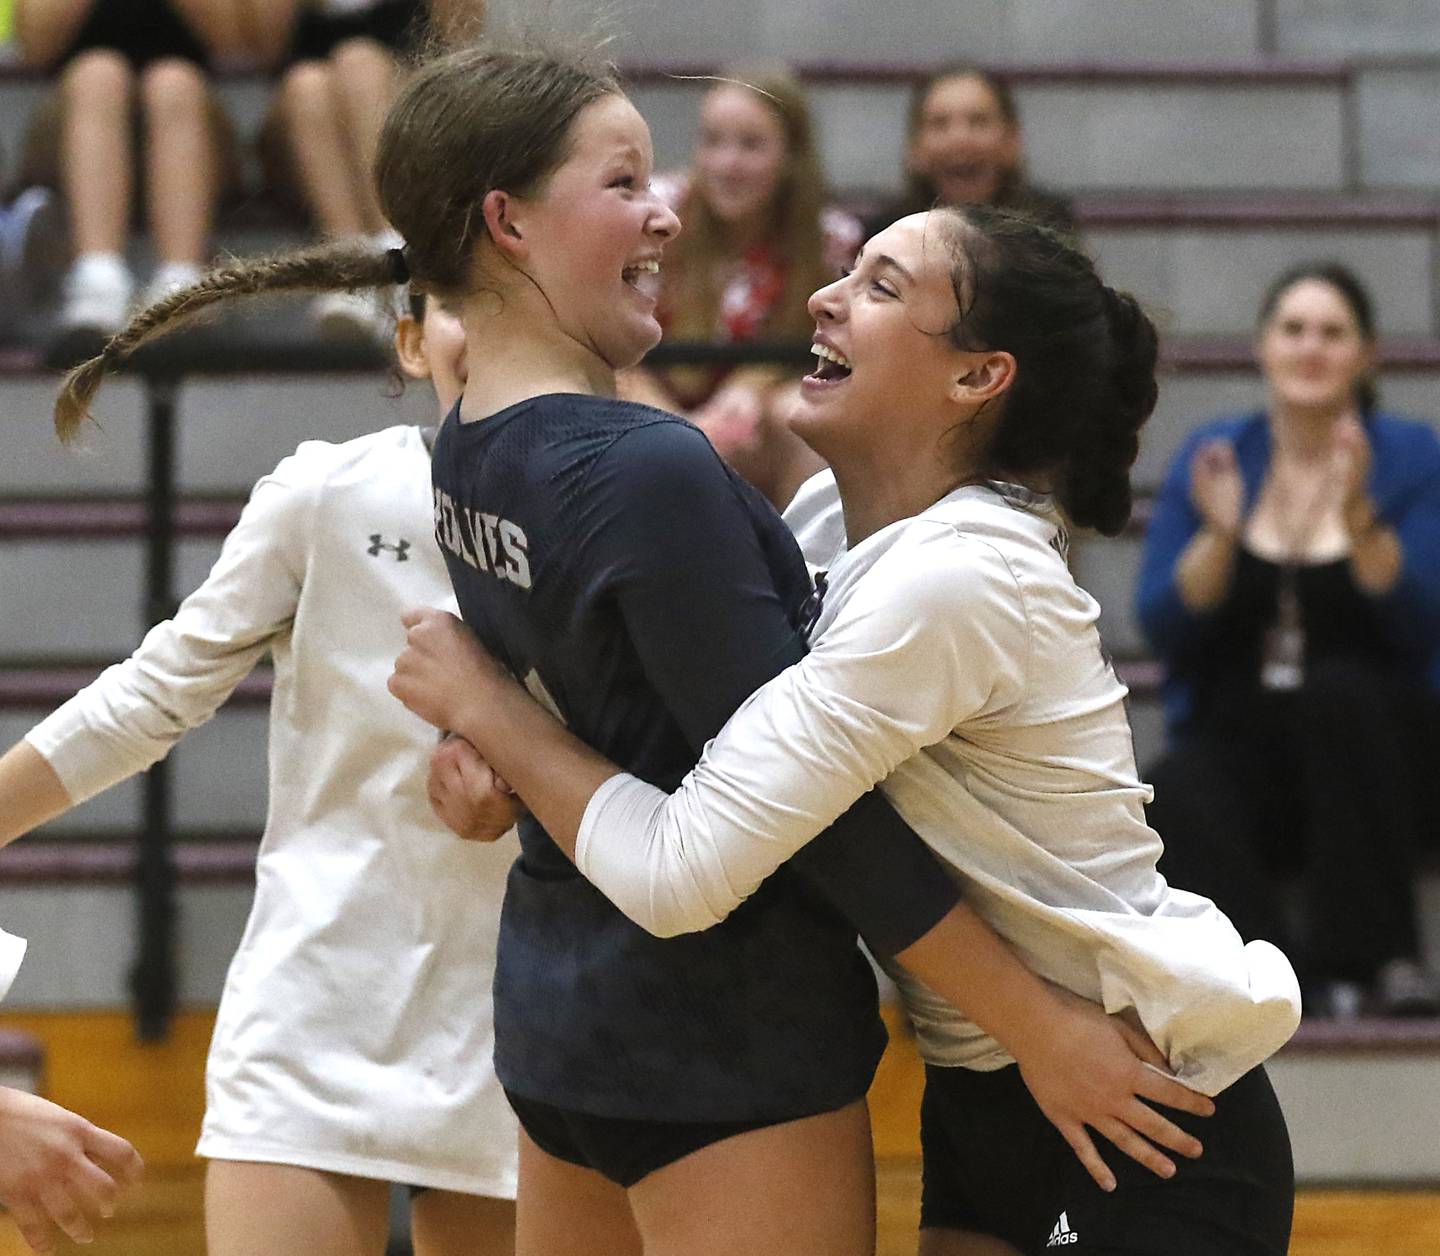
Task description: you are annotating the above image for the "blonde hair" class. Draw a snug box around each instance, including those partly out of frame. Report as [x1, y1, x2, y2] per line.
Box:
[663, 65, 832, 345]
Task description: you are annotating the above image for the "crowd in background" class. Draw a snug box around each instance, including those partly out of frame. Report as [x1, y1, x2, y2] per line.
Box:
[0, 0, 482, 346]
[0, 3, 1438, 1022]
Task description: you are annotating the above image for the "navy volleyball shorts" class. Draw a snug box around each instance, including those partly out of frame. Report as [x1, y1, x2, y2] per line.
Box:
[919, 1062, 1294, 1255]
[505, 1089, 824, 1189]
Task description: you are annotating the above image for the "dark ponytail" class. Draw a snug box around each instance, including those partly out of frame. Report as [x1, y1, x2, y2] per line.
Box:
[1062, 287, 1158, 536]
[937, 205, 1159, 536]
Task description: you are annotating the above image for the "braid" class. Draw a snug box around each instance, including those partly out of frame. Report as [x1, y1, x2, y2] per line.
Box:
[1061, 286, 1158, 536]
[54, 241, 395, 443]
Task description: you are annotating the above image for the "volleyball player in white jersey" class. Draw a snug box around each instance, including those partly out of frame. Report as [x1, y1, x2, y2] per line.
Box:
[393, 206, 1299, 1255]
[0, 294, 518, 1256]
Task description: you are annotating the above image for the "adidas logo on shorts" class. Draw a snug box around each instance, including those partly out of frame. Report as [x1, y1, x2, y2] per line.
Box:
[1046, 1211, 1079, 1246]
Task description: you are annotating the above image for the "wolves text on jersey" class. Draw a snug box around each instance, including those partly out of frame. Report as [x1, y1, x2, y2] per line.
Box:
[432, 486, 532, 590]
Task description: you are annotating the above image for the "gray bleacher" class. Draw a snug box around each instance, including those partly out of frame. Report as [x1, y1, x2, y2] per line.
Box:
[3, 0, 1440, 1180]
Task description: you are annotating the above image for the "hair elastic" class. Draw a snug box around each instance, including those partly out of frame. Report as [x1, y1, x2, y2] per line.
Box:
[386, 247, 410, 285]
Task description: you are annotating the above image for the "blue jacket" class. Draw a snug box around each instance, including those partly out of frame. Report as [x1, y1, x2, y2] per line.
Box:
[1136, 410, 1440, 736]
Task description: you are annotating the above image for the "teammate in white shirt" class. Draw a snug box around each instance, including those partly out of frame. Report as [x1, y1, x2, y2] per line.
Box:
[0, 293, 517, 1256]
[392, 206, 1299, 1255]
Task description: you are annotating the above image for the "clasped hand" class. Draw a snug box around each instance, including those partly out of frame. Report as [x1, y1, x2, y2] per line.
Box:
[390, 608, 522, 841]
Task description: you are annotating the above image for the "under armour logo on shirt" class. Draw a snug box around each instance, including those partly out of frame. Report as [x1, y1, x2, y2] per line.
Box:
[368, 535, 411, 562]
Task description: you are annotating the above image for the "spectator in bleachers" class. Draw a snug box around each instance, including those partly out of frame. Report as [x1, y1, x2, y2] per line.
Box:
[12, 0, 279, 339]
[621, 66, 860, 509]
[866, 65, 1072, 237]
[262, 1, 440, 338]
[1137, 261, 1440, 1019]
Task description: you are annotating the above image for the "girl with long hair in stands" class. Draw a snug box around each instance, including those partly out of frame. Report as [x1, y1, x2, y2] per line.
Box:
[392, 206, 1300, 1256]
[0, 291, 519, 1256]
[48, 41, 1216, 1256]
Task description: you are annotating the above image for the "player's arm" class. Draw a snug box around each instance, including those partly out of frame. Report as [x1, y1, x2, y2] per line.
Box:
[395, 601, 1210, 1190]
[0, 745, 71, 849]
[543, 421, 965, 958]
[1, 449, 315, 842]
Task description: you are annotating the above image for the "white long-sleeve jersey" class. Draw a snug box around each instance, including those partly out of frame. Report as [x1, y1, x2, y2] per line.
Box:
[25, 425, 518, 1195]
[576, 473, 1300, 1096]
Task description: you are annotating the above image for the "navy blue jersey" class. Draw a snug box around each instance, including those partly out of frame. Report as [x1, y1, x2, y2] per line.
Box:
[431, 393, 962, 1121]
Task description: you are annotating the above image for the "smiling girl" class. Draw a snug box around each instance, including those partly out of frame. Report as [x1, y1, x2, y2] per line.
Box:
[1139, 261, 1440, 1019]
[54, 42, 1213, 1256]
[393, 206, 1301, 1256]
[868, 65, 1073, 238]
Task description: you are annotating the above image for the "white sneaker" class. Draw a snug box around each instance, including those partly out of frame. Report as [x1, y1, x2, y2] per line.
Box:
[137, 261, 204, 311]
[58, 253, 134, 335]
[310, 289, 390, 342]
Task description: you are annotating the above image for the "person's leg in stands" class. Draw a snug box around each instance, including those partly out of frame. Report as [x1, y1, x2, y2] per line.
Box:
[274, 59, 373, 240]
[287, 34, 398, 336]
[328, 36, 396, 236]
[56, 45, 136, 330]
[1293, 658, 1438, 1013]
[1148, 738, 1289, 952]
[138, 56, 218, 298]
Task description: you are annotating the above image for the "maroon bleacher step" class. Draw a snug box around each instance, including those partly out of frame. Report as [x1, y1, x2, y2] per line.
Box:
[0, 838, 258, 886]
[1282, 1017, 1440, 1054]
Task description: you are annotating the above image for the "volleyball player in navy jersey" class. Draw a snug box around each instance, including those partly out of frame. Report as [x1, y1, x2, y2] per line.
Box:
[55, 43, 1209, 1256]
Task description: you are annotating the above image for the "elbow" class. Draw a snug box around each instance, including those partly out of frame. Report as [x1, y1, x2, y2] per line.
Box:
[631, 888, 736, 939]
[601, 867, 740, 939]
[644, 914, 704, 941]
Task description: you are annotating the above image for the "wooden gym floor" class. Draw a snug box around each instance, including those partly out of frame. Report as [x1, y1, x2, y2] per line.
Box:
[0, 1008, 1437, 1255]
